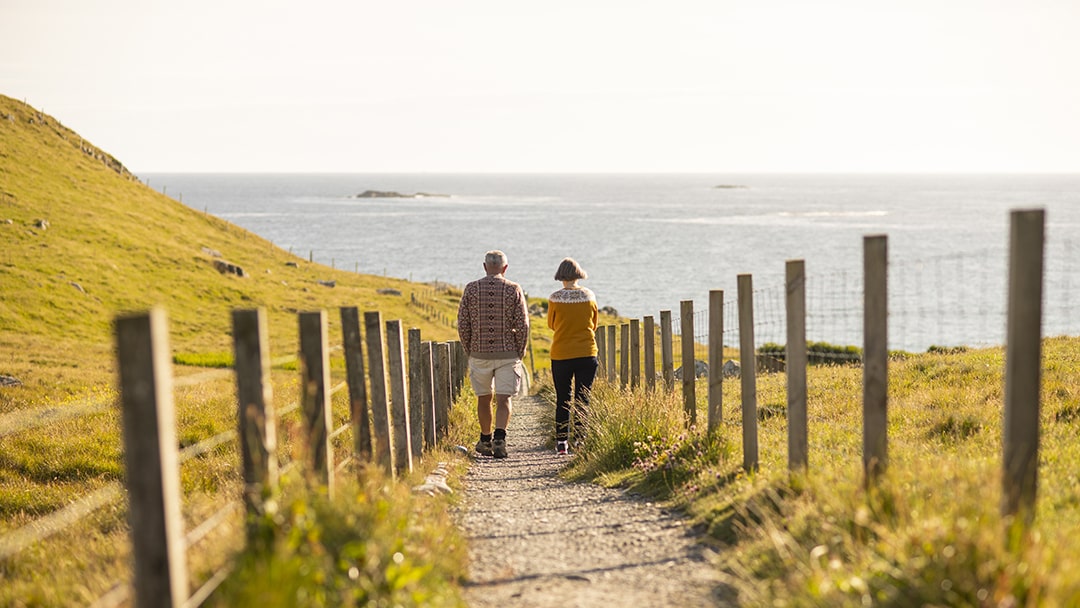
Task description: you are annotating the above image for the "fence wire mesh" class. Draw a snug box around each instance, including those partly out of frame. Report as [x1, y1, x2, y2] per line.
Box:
[664, 239, 1078, 369]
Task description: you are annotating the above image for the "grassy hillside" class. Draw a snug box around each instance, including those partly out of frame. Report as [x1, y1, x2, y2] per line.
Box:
[0, 93, 468, 406]
[0, 94, 477, 604]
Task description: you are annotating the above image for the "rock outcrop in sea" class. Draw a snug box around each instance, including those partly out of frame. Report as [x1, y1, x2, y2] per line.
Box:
[354, 190, 449, 199]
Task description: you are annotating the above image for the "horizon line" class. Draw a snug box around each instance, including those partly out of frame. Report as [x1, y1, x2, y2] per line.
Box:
[133, 169, 1080, 176]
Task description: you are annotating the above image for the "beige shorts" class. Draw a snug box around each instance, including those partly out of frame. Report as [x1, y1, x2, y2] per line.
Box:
[468, 357, 523, 396]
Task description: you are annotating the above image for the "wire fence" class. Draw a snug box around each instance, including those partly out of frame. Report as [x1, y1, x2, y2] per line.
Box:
[668, 238, 1079, 369]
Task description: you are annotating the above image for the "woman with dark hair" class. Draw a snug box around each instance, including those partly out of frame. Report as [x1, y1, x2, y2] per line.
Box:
[546, 258, 599, 455]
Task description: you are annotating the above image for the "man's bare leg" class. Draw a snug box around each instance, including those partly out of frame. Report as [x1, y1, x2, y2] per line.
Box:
[477, 394, 493, 434]
[494, 394, 513, 430]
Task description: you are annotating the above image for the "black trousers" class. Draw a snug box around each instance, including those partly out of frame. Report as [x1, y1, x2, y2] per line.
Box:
[551, 356, 598, 441]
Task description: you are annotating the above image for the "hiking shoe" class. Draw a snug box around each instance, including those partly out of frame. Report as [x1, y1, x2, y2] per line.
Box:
[492, 438, 508, 459]
[556, 441, 569, 456]
[475, 439, 493, 457]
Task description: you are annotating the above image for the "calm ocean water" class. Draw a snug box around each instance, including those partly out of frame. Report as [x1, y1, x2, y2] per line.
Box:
[143, 173, 1080, 352]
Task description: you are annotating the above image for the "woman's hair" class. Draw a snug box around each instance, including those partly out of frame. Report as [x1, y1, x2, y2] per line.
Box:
[554, 257, 587, 281]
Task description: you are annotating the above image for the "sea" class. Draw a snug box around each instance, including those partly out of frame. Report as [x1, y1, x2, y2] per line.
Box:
[141, 173, 1080, 353]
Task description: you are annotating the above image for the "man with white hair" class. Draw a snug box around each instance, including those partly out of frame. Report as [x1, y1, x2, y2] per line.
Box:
[457, 250, 530, 459]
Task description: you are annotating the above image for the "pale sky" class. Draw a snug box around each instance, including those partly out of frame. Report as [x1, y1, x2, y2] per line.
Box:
[3, 0, 1079, 173]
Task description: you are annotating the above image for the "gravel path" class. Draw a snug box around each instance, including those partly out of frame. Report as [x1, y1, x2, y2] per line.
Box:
[455, 395, 733, 608]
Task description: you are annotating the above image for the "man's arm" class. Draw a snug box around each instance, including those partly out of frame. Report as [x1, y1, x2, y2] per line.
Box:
[512, 286, 530, 358]
[457, 284, 473, 356]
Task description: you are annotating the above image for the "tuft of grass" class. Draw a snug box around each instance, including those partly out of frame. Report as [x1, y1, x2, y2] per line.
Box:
[174, 352, 234, 368]
[928, 414, 982, 443]
[759, 341, 864, 365]
[210, 466, 467, 608]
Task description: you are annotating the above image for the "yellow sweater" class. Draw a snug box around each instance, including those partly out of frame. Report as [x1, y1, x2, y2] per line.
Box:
[546, 287, 598, 360]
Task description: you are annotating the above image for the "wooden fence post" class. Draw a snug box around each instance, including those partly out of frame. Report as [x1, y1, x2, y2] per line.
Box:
[408, 329, 425, 460]
[116, 309, 188, 608]
[606, 325, 617, 383]
[527, 326, 536, 381]
[448, 340, 460, 401]
[786, 261, 808, 471]
[630, 319, 641, 390]
[737, 276, 759, 472]
[680, 300, 696, 427]
[455, 341, 467, 399]
[340, 307, 371, 462]
[364, 311, 395, 476]
[863, 236, 888, 484]
[1002, 209, 1045, 525]
[596, 327, 607, 381]
[421, 341, 437, 450]
[433, 343, 452, 439]
[299, 311, 334, 490]
[232, 309, 278, 520]
[643, 316, 656, 392]
[708, 290, 723, 434]
[619, 323, 630, 389]
[660, 310, 674, 391]
[385, 320, 413, 476]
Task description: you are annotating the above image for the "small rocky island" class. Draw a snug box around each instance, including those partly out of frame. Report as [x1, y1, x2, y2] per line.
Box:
[354, 190, 450, 199]
[713, 184, 748, 189]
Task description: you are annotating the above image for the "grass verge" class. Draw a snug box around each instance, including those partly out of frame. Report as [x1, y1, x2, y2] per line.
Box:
[561, 338, 1080, 606]
[210, 463, 468, 608]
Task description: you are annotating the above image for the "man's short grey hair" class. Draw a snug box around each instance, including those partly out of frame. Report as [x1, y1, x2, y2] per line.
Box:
[485, 250, 508, 267]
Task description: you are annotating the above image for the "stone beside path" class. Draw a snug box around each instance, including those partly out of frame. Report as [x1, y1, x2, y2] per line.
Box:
[455, 395, 733, 608]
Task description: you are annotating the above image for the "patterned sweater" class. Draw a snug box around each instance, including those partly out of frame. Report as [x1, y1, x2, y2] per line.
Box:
[457, 274, 530, 359]
[546, 287, 598, 360]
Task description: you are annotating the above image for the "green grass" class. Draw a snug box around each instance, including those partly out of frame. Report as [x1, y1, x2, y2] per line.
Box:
[561, 337, 1080, 606]
[0, 94, 474, 604]
[210, 464, 469, 608]
[174, 352, 235, 368]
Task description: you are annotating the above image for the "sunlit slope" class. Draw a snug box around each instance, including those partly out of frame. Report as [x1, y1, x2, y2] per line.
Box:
[0, 94, 461, 402]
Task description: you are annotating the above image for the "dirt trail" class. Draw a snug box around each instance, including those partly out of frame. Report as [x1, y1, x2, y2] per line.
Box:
[455, 395, 733, 608]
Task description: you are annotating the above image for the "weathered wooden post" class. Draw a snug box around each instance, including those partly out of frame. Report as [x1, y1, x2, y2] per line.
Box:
[863, 236, 888, 484]
[433, 342, 452, 439]
[596, 327, 607, 381]
[660, 310, 674, 391]
[786, 261, 808, 471]
[643, 316, 656, 392]
[737, 276, 759, 472]
[707, 291, 723, 434]
[420, 341, 437, 450]
[606, 325, 617, 383]
[299, 311, 334, 491]
[1002, 209, 1045, 526]
[116, 309, 188, 608]
[385, 320, 413, 476]
[630, 318, 641, 390]
[448, 340, 462, 401]
[619, 323, 630, 389]
[232, 309, 278, 521]
[340, 307, 371, 462]
[680, 300, 696, 427]
[457, 343, 470, 399]
[407, 328, 425, 461]
[364, 311, 395, 476]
